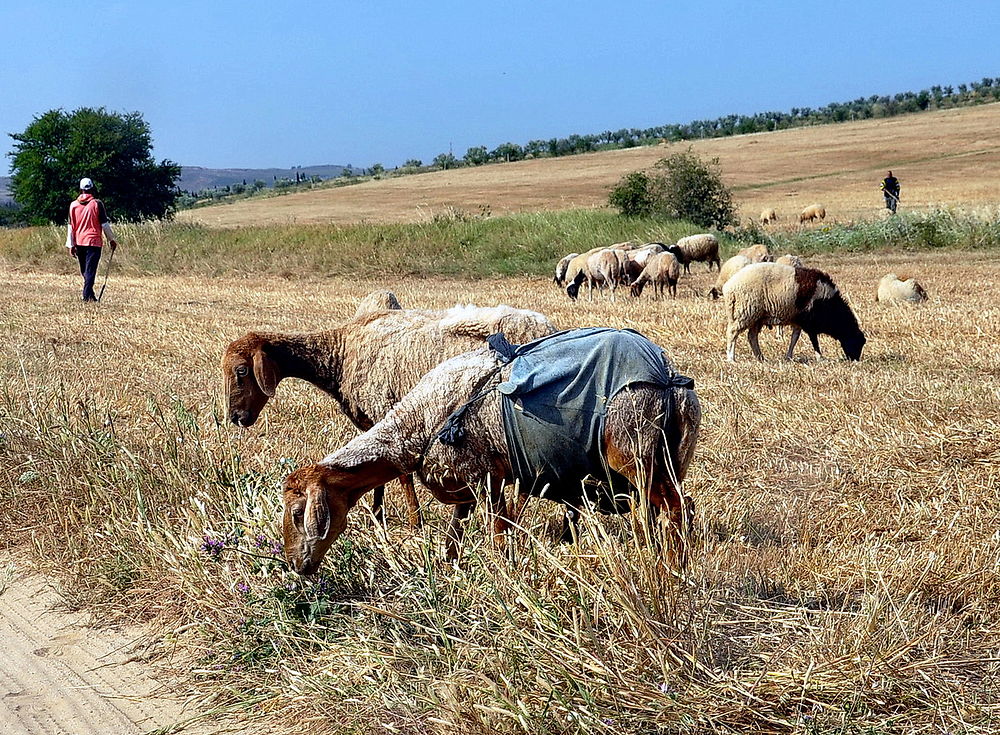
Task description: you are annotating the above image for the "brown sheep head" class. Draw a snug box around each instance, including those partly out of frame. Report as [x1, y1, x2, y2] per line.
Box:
[282, 461, 395, 574]
[221, 333, 281, 427]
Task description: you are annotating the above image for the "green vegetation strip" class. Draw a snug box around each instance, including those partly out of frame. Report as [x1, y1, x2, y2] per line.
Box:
[3, 208, 999, 279]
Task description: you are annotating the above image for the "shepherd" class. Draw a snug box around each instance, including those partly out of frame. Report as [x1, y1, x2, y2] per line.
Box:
[880, 170, 901, 214]
[66, 178, 118, 302]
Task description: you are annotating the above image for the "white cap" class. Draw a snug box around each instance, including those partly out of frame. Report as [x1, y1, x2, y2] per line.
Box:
[79, 177, 94, 191]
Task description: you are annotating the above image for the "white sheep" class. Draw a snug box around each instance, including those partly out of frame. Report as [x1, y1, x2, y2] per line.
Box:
[708, 254, 751, 299]
[775, 254, 804, 268]
[281, 329, 701, 570]
[737, 243, 772, 263]
[760, 208, 778, 225]
[630, 251, 681, 298]
[666, 234, 721, 274]
[876, 273, 928, 304]
[723, 263, 866, 361]
[799, 204, 826, 224]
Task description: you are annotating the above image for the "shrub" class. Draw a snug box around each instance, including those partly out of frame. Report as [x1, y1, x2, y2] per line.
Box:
[608, 171, 654, 217]
[609, 149, 737, 229]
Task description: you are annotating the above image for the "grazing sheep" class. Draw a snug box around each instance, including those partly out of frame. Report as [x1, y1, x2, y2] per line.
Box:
[553, 252, 580, 286]
[630, 252, 681, 298]
[737, 243, 773, 263]
[877, 273, 928, 304]
[708, 254, 751, 299]
[566, 247, 627, 300]
[775, 254, 804, 268]
[799, 204, 827, 224]
[354, 290, 402, 316]
[223, 301, 557, 527]
[760, 208, 778, 225]
[282, 329, 701, 571]
[666, 234, 721, 274]
[723, 263, 866, 361]
[622, 242, 667, 283]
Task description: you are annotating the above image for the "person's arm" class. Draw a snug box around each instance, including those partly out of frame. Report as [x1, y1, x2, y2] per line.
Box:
[66, 206, 77, 253]
[97, 200, 118, 249]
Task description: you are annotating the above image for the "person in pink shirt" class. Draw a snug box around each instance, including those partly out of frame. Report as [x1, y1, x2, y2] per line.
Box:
[65, 177, 118, 301]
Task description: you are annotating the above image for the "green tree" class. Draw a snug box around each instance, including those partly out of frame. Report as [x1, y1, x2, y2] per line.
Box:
[432, 152, 458, 170]
[464, 146, 489, 166]
[8, 107, 180, 224]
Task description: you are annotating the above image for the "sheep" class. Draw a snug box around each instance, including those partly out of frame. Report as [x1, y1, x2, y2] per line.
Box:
[630, 251, 681, 298]
[353, 290, 402, 316]
[775, 254, 804, 268]
[281, 329, 701, 572]
[666, 234, 721, 274]
[565, 247, 627, 300]
[723, 263, 866, 361]
[553, 252, 579, 286]
[799, 204, 827, 224]
[737, 243, 773, 264]
[223, 299, 557, 527]
[622, 242, 667, 283]
[708, 254, 751, 299]
[876, 273, 928, 304]
[760, 208, 778, 225]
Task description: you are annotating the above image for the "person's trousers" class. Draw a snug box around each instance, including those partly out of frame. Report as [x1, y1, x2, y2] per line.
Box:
[884, 193, 898, 213]
[75, 246, 103, 301]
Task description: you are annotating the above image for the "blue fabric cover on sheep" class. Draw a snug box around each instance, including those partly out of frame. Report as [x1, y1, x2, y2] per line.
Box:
[490, 327, 693, 511]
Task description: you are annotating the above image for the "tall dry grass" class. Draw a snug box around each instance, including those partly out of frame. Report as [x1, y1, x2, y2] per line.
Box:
[2, 253, 1000, 733]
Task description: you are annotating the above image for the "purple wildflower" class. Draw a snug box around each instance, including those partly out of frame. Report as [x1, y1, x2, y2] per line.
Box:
[236, 582, 250, 595]
[199, 535, 225, 560]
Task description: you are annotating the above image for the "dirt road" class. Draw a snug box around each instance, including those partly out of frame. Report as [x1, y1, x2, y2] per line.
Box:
[0, 559, 204, 734]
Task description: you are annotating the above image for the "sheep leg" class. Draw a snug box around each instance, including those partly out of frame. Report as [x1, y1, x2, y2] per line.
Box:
[560, 506, 580, 543]
[371, 484, 387, 526]
[445, 502, 475, 561]
[785, 327, 802, 360]
[807, 331, 822, 359]
[725, 322, 744, 362]
[399, 474, 422, 529]
[747, 324, 765, 361]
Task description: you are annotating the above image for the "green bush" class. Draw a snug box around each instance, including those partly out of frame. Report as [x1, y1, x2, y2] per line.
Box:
[609, 149, 737, 229]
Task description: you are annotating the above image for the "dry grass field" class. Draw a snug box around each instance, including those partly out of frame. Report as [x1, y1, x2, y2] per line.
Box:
[177, 103, 1000, 228]
[3, 251, 1000, 733]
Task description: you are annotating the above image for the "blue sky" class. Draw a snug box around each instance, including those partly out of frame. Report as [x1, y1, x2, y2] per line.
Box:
[3, 1, 997, 172]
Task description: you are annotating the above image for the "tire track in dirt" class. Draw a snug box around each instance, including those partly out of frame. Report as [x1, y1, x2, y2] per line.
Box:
[0, 561, 204, 734]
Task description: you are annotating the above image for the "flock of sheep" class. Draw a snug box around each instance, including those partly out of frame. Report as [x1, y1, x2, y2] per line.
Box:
[222, 236, 928, 574]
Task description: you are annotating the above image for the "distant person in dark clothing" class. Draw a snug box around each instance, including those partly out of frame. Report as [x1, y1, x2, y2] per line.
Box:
[65, 178, 118, 301]
[880, 171, 900, 214]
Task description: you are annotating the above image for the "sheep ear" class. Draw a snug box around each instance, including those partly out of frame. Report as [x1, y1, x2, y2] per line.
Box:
[252, 347, 280, 397]
[304, 483, 331, 541]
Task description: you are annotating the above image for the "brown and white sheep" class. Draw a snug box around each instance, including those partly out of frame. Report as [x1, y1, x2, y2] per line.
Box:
[282, 334, 701, 571]
[223, 301, 557, 527]
[799, 204, 826, 224]
[666, 234, 721, 273]
[760, 208, 778, 225]
[775, 254, 804, 268]
[723, 263, 866, 361]
[737, 243, 772, 264]
[566, 247, 627, 300]
[708, 254, 751, 299]
[876, 273, 928, 304]
[630, 251, 681, 298]
[622, 242, 667, 283]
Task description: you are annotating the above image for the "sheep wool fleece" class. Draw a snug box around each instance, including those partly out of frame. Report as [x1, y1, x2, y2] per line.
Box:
[494, 328, 693, 509]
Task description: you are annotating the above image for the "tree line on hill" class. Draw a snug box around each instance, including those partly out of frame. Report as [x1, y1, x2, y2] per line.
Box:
[3, 76, 997, 225]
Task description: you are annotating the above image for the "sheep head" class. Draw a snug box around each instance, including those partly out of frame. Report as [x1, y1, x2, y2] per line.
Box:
[222, 333, 281, 427]
[282, 458, 399, 574]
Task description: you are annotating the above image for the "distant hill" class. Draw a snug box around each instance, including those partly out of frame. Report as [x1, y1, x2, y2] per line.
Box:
[177, 165, 350, 193]
[0, 165, 352, 204]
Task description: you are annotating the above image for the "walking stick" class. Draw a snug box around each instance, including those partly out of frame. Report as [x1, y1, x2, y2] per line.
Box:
[97, 246, 116, 302]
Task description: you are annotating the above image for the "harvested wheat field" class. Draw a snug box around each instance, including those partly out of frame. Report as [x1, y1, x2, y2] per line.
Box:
[177, 103, 1000, 228]
[2, 250, 999, 733]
